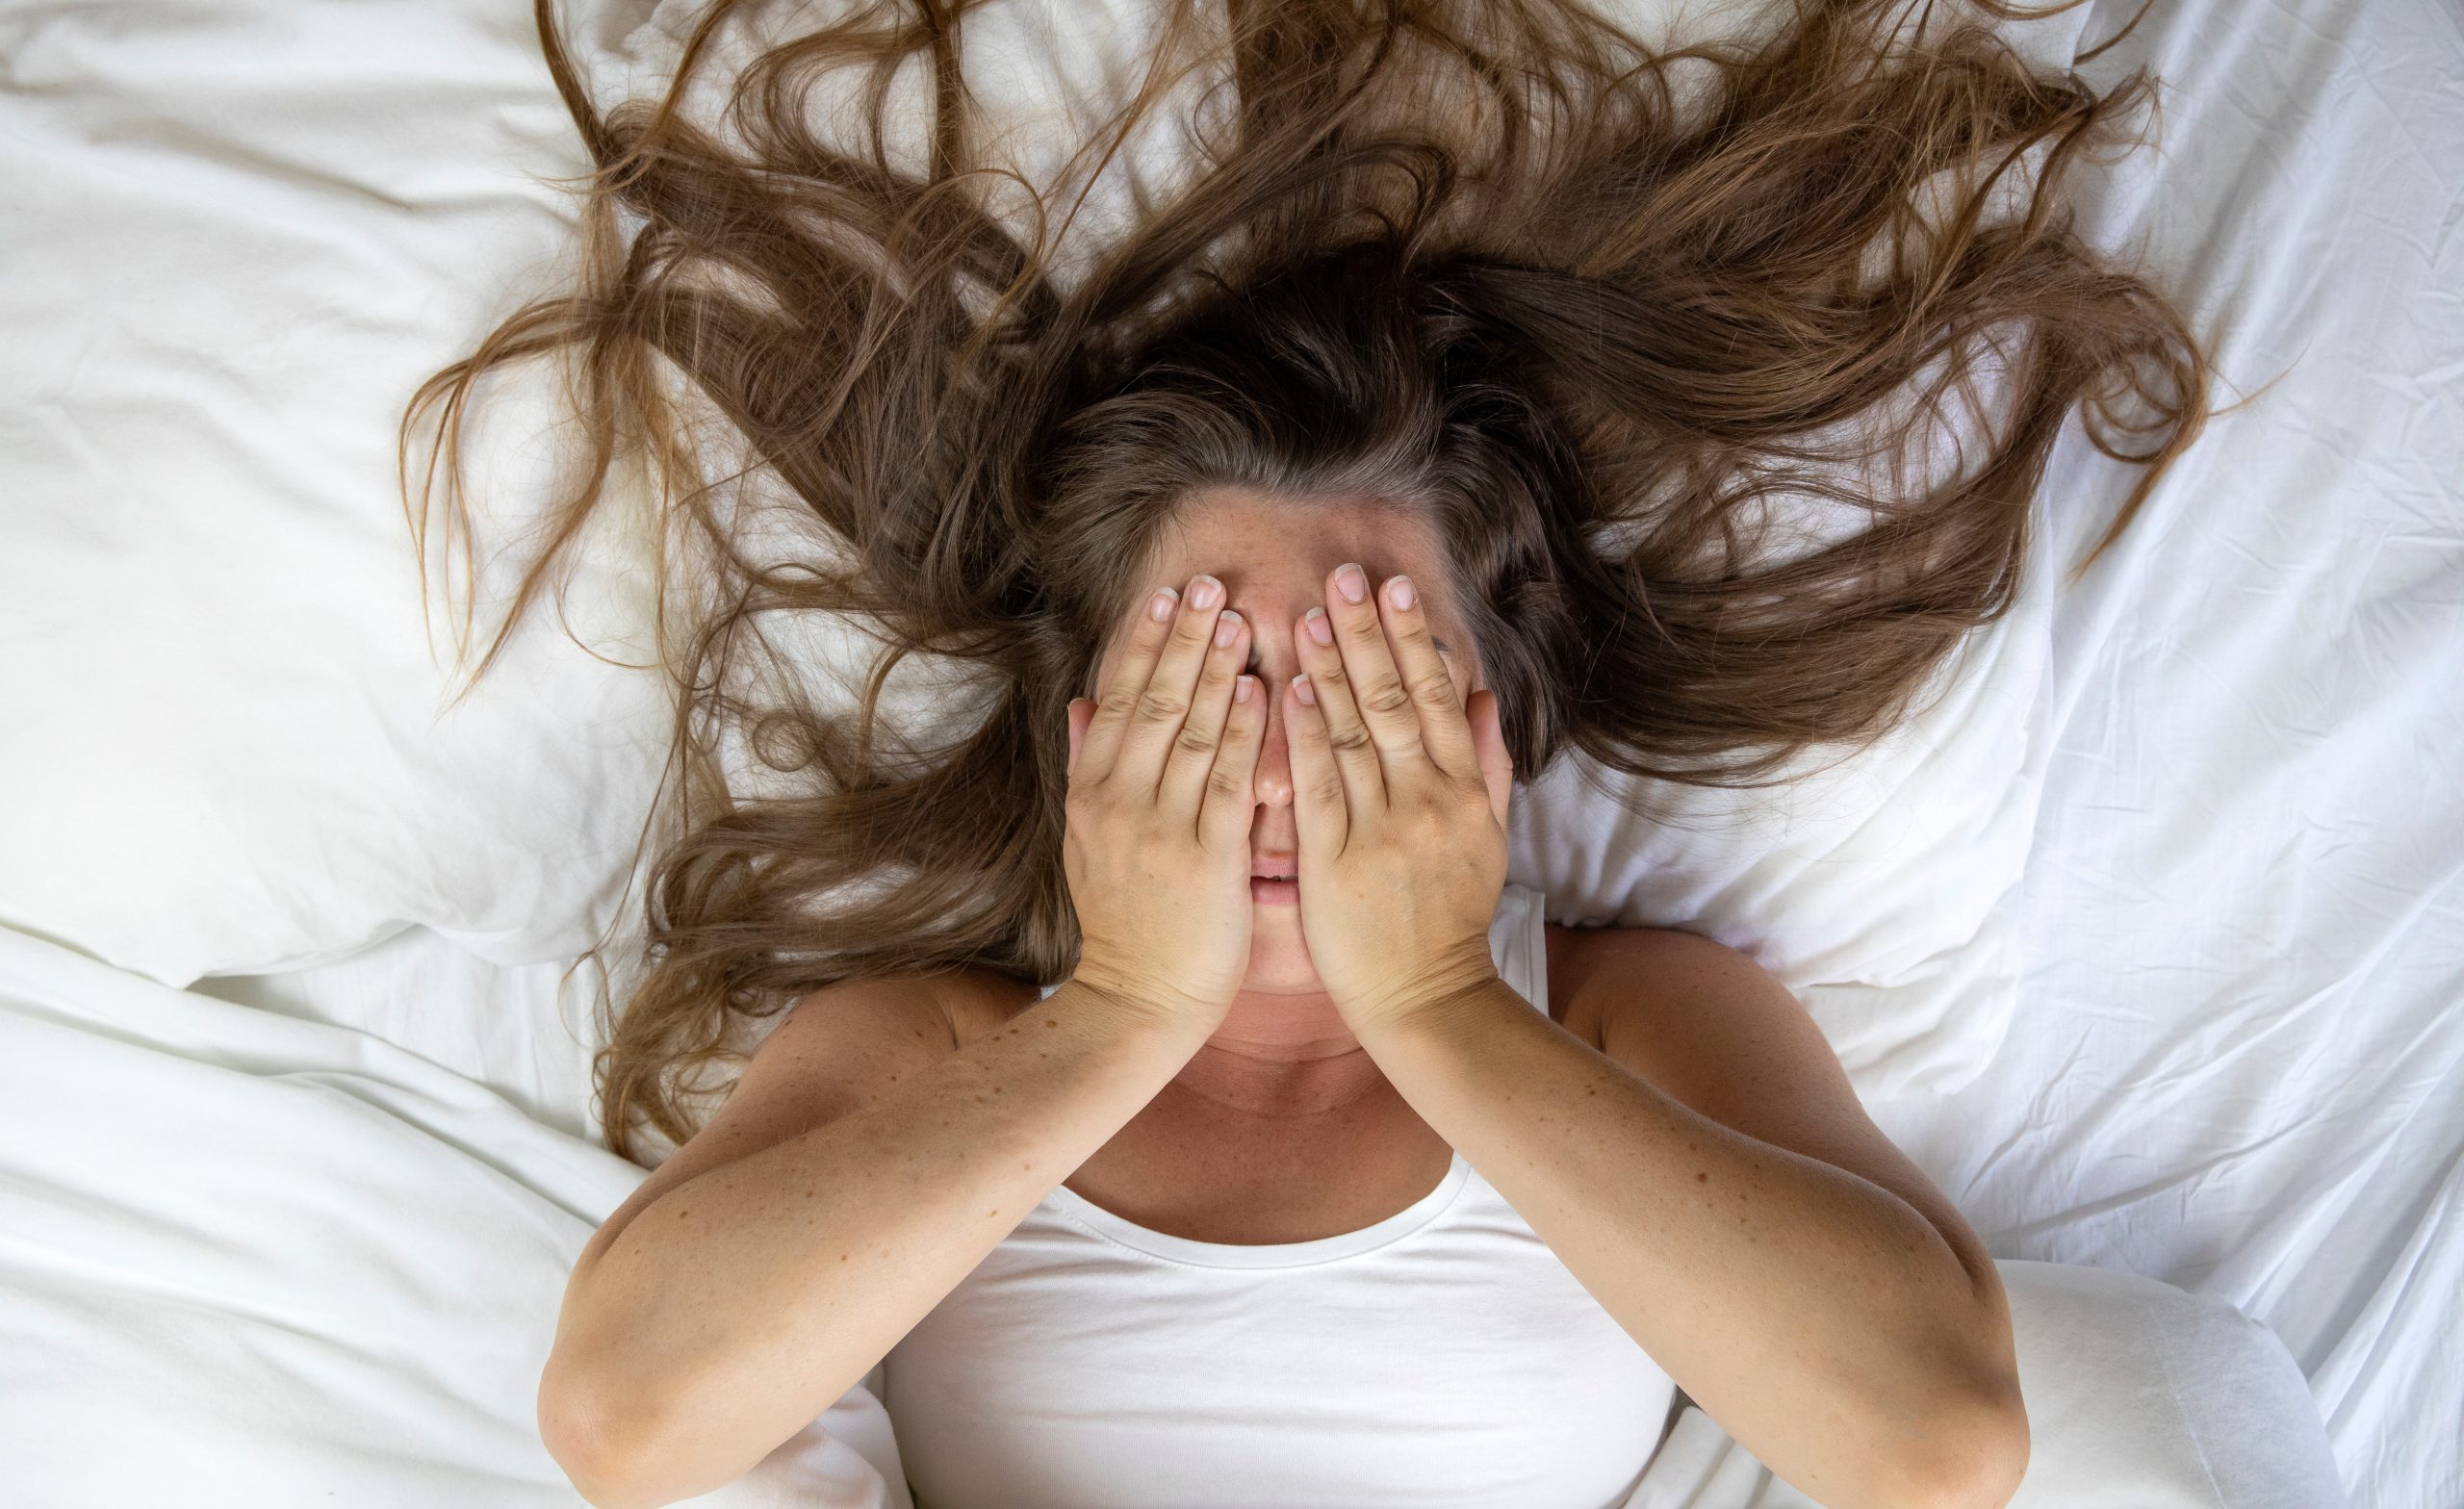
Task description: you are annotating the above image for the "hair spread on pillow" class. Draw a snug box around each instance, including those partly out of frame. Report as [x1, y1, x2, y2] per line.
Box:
[403, 0, 2207, 1162]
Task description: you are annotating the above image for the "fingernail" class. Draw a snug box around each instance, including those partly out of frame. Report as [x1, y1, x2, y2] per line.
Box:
[1235, 675, 1255, 703]
[1388, 575, 1416, 610]
[1188, 575, 1222, 609]
[1293, 673, 1317, 705]
[1304, 606, 1333, 646]
[1147, 587, 1177, 622]
[1214, 610, 1242, 647]
[1335, 564, 1368, 603]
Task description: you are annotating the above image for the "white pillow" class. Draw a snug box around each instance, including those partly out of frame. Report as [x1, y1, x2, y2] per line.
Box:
[1512, 500, 2057, 1101]
[552, 0, 2096, 1111]
[1629, 1258, 2348, 1508]
[0, 0, 669, 985]
[1, 0, 2091, 1108]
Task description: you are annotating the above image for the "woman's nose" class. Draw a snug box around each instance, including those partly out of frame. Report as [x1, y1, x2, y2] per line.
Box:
[1253, 694, 1294, 807]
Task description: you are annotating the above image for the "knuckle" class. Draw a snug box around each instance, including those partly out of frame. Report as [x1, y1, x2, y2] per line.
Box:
[1307, 773, 1347, 808]
[1173, 724, 1219, 759]
[1361, 680, 1412, 717]
[1327, 722, 1373, 754]
[1138, 688, 1188, 724]
[1206, 763, 1248, 801]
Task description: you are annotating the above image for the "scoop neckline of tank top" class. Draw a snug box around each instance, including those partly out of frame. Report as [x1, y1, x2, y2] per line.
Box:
[1044, 1150, 1475, 1269]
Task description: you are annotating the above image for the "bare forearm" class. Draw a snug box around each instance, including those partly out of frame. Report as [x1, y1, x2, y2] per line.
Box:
[558, 980, 1208, 1507]
[1356, 981, 2011, 1509]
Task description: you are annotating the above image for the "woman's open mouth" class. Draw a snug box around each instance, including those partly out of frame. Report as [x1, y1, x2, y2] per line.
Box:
[1248, 856, 1298, 907]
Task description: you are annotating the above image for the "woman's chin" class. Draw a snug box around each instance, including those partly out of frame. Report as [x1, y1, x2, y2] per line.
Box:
[1243, 920, 1323, 993]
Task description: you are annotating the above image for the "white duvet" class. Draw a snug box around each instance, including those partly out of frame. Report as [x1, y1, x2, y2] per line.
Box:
[1, 0, 2456, 1504]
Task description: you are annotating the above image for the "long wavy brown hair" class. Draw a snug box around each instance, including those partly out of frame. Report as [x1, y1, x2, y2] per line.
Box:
[402, 0, 2208, 1163]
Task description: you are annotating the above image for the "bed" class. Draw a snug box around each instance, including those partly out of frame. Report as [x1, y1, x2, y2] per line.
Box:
[0, 0, 2455, 1504]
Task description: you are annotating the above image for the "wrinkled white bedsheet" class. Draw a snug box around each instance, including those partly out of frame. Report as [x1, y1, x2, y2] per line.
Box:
[2, 0, 2458, 1505]
[0, 917, 2352, 1509]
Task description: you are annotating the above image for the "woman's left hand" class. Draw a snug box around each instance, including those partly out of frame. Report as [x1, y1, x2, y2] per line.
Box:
[1283, 563, 1515, 1036]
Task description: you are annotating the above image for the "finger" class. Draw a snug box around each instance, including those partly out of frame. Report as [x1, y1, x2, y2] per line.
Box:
[1114, 574, 1229, 794]
[1379, 574, 1468, 783]
[1375, 572, 1479, 781]
[1159, 606, 1249, 814]
[1198, 673, 1268, 851]
[1077, 582, 1181, 783]
[1067, 697, 1092, 779]
[1469, 688, 1514, 830]
[1322, 561, 1422, 772]
[1294, 601, 1385, 810]
[1283, 672, 1351, 858]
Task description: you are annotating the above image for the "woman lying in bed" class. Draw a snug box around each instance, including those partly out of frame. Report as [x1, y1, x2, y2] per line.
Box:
[404, 0, 2208, 1504]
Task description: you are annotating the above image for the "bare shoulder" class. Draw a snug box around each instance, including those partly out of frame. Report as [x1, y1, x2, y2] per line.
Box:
[1540, 921, 1762, 1044]
[1543, 919, 1845, 1111]
[1541, 921, 2003, 1298]
[570, 966, 1031, 1282]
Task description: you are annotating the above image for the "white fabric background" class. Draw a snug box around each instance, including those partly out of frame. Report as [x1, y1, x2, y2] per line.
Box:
[1, 0, 2454, 1504]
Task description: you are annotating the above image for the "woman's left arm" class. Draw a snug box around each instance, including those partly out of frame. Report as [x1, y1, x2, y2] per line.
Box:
[1352, 937, 2028, 1509]
[1278, 562, 2027, 1509]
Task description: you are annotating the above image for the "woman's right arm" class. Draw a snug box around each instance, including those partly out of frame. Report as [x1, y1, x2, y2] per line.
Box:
[541, 972, 1219, 1509]
[543, 570, 1269, 1509]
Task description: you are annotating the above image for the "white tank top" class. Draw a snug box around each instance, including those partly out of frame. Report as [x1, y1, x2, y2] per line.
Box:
[875, 882, 1679, 1509]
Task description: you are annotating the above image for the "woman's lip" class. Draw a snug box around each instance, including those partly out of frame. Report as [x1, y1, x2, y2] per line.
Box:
[1248, 876, 1299, 906]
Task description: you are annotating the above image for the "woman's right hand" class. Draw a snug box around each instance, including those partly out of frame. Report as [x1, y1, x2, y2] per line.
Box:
[1063, 574, 1266, 1027]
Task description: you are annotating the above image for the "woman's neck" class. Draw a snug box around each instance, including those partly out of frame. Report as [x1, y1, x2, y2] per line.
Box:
[1168, 990, 1391, 1118]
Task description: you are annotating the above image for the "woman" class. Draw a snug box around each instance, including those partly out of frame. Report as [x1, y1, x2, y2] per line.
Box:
[403, 1, 2208, 1505]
